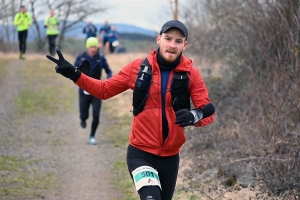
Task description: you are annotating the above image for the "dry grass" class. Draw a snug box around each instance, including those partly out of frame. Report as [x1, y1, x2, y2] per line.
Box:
[104, 53, 147, 117]
[0, 52, 76, 62]
[14, 57, 76, 117]
[0, 59, 10, 80]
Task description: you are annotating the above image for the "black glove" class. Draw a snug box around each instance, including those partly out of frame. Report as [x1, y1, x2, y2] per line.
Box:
[46, 47, 90, 82]
[175, 109, 194, 127]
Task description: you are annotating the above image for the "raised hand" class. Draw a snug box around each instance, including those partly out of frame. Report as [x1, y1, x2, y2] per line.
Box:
[46, 47, 71, 69]
[46, 47, 90, 82]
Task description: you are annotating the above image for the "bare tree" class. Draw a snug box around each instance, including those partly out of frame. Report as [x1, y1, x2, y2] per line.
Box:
[170, 0, 178, 20]
[29, 0, 47, 51]
[0, 0, 107, 52]
[44, 0, 107, 48]
[0, 0, 17, 51]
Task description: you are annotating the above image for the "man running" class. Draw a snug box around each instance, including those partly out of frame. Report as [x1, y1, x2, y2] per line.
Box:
[74, 37, 112, 145]
[46, 20, 215, 199]
[104, 25, 119, 54]
[83, 21, 97, 40]
[14, 5, 32, 60]
[99, 20, 111, 50]
[44, 9, 59, 56]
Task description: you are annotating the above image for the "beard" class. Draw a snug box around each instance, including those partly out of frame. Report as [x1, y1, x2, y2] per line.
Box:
[161, 50, 180, 63]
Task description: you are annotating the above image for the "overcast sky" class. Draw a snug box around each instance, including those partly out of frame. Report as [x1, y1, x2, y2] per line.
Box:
[90, 0, 189, 31]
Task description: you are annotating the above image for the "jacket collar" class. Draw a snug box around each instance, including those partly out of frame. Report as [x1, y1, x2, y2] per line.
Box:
[147, 50, 193, 72]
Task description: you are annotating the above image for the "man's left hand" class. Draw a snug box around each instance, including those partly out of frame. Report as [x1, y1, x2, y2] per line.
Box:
[175, 109, 194, 127]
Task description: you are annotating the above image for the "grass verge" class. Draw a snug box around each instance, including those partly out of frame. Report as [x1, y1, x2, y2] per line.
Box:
[0, 56, 75, 199]
[103, 98, 138, 200]
[0, 59, 11, 80]
[14, 59, 76, 117]
[0, 155, 57, 197]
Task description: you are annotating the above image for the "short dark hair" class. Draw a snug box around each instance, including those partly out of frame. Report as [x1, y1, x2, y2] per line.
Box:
[20, 5, 25, 8]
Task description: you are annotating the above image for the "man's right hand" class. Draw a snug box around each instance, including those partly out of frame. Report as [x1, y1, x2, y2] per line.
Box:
[46, 47, 84, 82]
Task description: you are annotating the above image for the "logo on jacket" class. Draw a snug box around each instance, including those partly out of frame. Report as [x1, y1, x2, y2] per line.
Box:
[139, 73, 144, 81]
[142, 66, 149, 73]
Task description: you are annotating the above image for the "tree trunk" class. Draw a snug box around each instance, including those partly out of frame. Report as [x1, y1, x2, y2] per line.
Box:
[30, 0, 46, 51]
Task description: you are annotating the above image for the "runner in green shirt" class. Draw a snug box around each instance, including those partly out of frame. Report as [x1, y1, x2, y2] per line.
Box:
[44, 9, 59, 56]
[13, 5, 32, 60]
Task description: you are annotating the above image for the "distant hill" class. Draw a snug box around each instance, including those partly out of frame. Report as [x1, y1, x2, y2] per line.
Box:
[64, 22, 157, 39]
[0, 21, 157, 41]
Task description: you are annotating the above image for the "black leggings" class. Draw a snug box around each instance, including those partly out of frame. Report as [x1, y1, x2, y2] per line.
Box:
[126, 145, 179, 200]
[109, 42, 116, 53]
[79, 92, 102, 137]
[18, 30, 28, 54]
[47, 34, 57, 55]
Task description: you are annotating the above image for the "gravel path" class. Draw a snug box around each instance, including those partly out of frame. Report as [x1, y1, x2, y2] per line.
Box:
[0, 60, 123, 200]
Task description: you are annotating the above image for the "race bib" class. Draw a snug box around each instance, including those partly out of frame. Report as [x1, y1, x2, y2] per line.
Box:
[83, 90, 90, 95]
[132, 166, 161, 191]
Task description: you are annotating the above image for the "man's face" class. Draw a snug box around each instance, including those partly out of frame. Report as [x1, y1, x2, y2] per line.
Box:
[156, 28, 188, 63]
[20, 7, 26, 13]
[50, 10, 54, 16]
[87, 46, 97, 57]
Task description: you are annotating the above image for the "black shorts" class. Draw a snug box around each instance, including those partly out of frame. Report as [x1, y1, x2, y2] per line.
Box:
[126, 145, 179, 200]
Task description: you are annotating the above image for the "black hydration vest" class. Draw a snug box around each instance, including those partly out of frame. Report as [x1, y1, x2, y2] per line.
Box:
[132, 58, 191, 116]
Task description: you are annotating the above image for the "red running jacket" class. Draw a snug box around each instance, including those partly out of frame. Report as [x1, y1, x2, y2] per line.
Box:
[75, 50, 214, 156]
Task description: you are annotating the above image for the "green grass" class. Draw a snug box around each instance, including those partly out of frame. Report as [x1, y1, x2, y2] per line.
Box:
[103, 100, 138, 199]
[0, 155, 38, 170]
[110, 160, 137, 200]
[105, 114, 132, 148]
[14, 59, 76, 117]
[0, 57, 69, 198]
[0, 59, 11, 80]
[0, 155, 57, 197]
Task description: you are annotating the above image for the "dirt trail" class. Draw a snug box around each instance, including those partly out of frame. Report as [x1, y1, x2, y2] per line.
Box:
[0, 59, 123, 200]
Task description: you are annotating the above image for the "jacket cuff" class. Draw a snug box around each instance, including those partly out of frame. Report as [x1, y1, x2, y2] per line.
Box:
[190, 109, 203, 125]
[71, 70, 81, 82]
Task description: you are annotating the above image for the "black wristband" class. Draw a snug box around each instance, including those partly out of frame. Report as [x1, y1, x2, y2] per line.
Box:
[200, 103, 215, 118]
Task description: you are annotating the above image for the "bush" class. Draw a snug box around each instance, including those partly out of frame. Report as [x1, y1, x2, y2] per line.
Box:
[181, 0, 300, 197]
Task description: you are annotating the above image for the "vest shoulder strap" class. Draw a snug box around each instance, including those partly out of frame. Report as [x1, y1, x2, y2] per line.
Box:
[132, 57, 191, 116]
[132, 58, 152, 116]
[172, 72, 189, 81]
[170, 71, 191, 112]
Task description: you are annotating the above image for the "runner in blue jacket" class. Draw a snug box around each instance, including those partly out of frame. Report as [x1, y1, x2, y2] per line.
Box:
[83, 21, 97, 40]
[74, 37, 112, 145]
